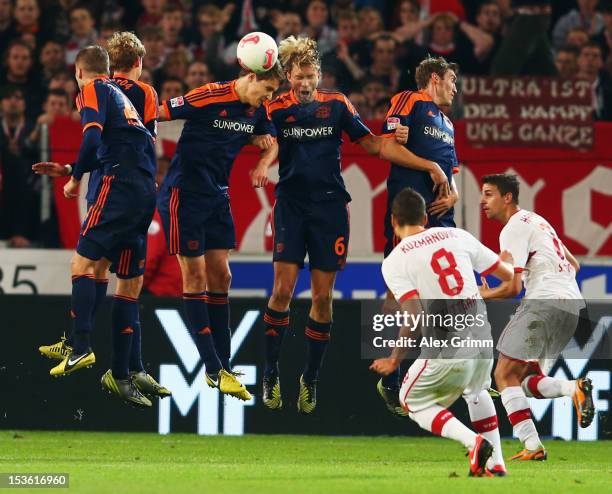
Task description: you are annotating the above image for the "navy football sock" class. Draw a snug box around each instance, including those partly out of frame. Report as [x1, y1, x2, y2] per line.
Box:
[129, 319, 145, 373]
[67, 278, 108, 347]
[381, 368, 401, 389]
[263, 307, 290, 378]
[303, 317, 331, 383]
[111, 295, 138, 379]
[183, 292, 222, 374]
[71, 274, 96, 354]
[206, 292, 231, 371]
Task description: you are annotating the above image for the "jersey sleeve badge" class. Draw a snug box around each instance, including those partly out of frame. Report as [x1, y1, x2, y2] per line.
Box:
[170, 96, 184, 108]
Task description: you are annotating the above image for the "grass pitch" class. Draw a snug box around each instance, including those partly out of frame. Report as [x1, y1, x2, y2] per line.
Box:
[2, 431, 610, 493]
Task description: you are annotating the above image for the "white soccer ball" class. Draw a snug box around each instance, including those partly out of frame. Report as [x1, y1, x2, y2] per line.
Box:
[237, 32, 279, 74]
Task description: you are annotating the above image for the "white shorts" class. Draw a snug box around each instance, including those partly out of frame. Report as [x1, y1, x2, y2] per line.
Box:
[496, 299, 581, 371]
[399, 358, 493, 412]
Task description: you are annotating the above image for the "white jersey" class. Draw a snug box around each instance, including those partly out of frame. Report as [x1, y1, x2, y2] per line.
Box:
[382, 227, 500, 301]
[500, 210, 582, 299]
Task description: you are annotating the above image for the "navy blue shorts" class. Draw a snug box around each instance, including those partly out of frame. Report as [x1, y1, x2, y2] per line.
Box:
[383, 189, 456, 257]
[272, 196, 349, 271]
[157, 186, 236, 257]
[77, 169, 156, 279]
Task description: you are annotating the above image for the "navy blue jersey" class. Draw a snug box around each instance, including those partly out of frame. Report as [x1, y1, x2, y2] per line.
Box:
[268, 89, 371, 202]
[75, 78, 155, 178]
[161, 80, 274, 195]
[87, 75, 159, 204]
[382, 90, 459, 210]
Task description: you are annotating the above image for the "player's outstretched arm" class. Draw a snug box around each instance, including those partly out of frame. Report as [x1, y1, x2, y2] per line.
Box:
[250, 138, 278, 188]
[370, 295, 423, 375]
[32, 162, 72, 177]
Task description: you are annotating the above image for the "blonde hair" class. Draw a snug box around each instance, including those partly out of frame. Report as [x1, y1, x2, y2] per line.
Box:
[278, 36, 320, 73]
[107, 31, 146, 72]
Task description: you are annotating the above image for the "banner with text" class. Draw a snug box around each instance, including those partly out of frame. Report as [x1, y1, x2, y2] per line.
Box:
[462, 77, 594, 149]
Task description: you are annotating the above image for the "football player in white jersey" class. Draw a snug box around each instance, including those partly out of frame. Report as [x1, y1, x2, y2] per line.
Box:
[480, 173, 594, 461]
[370, 187, 514, 477]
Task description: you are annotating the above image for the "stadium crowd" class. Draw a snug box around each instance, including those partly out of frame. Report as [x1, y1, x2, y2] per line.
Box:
[1, 0, 612, 249]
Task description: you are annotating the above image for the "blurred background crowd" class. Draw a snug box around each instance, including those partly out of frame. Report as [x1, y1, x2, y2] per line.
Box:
[1, 0, 612, 249]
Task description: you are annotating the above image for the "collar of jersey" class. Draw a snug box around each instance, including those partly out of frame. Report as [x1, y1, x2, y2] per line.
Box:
[112, 72, 131, 79]
[228, 80, 239, 100]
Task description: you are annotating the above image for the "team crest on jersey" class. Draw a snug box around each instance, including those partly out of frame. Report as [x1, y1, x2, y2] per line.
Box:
[285, 115, 296, 123]
[170, 96, 184, 108]
[219, 109, 228, 117]
[315, 105, 331, 119]
[245, 107, 256, 117]
[386, 116, 400, 130]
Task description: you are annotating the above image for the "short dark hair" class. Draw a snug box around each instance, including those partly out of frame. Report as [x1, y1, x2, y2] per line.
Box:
[415, 56, 458, 90]
[0, 84, 24, 100]
[247, 61, 285, 82]
[391, 188, 426, 226]
[75, 45, 110, 74]
[161, 77, 186, 92]
[476, 0, 499, 15]
[481, 173, 520, 204]
[557, 44, 579, 57]
[46, 88, 69, 103]
[579, 41, 603, 56]
[373, 33, 397, 48]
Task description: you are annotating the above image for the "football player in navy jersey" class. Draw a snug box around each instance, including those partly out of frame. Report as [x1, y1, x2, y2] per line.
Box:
[156, 64, 284, 401]
[260, 36, 453, 414]
[34, 37, 169, 407]
[32, 45, 158, 407]
[377, 56, 462, 416]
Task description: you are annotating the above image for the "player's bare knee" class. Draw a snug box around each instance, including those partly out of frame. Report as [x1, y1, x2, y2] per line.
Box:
[70, 253, 95, 277]
[179, 259, 207, 292]
[207, 269, 232, 293]
[495, 359, 524, 389]
[116, 276, 142, 299]
[93, 259, 110, 280]
[270, 283, 293, 308]
[311, 291, 332, 314]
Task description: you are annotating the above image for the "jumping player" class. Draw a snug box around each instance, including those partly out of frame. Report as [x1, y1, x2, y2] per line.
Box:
[371, 187, 514, 477]
[35, 33, 170, 404]
[480, 173, 594, 460]
[156, 63, 284, 401]
[260, 36, 464, 414]
[377, 56, 461, 415]
[33, 45, 157, 407]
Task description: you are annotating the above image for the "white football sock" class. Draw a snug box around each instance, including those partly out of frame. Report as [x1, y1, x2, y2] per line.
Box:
[501, 386, 542, 451]
[465, 390, 505, 469]
[409, 405, 476, 449]
[522, 375, 576, 398]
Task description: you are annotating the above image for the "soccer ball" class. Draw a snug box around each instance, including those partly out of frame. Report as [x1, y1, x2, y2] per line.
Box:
[237, 32, 278, 74]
